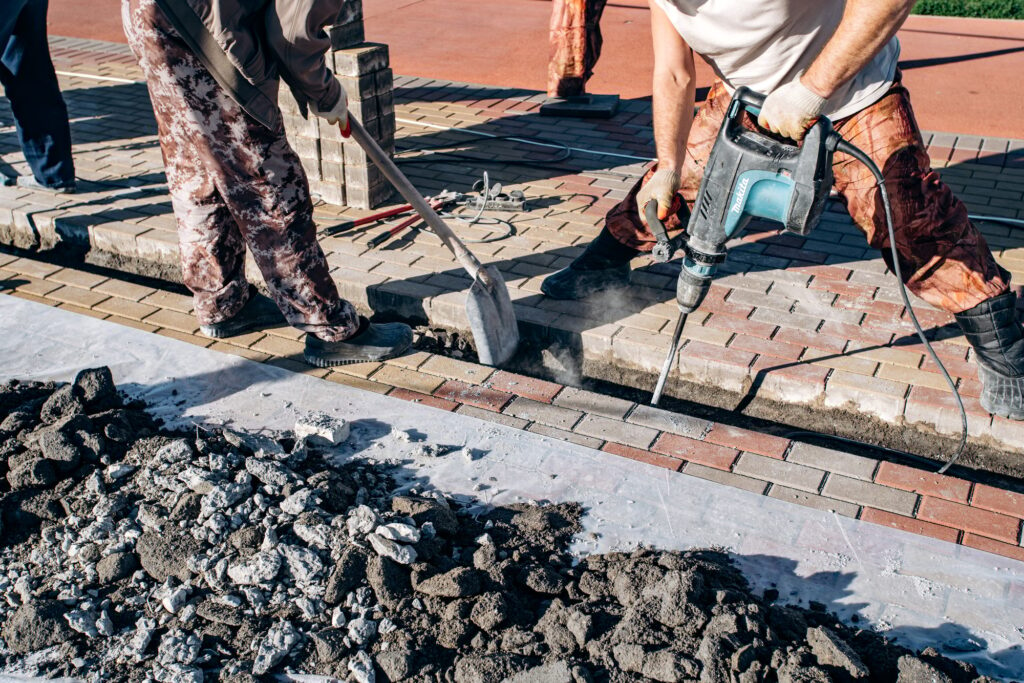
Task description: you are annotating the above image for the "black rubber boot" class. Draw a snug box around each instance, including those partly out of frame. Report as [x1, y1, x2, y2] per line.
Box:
[541, 227, 640, 299]
[954, 291, 1024, 420]
[304, 317, 413, 367]
[199, 285, 285, 339]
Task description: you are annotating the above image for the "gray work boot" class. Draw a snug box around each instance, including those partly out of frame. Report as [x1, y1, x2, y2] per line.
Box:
[199, 286, 285, 339]
[304, 317, 413, 367]
[540, 226, 639, 300]
[954, 291, 1024, 420]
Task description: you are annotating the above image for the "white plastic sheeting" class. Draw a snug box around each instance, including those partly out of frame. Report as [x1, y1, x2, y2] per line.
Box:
[2, 296, 1023, 680]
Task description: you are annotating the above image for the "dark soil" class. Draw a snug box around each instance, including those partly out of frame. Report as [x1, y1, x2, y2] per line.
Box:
[0, 368, 1001, 682]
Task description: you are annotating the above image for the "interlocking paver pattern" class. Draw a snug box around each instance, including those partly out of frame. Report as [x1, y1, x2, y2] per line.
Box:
[1, 38, 1019, 456]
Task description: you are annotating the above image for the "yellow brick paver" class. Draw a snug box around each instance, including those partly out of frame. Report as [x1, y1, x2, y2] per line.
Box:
[877, 364, 956, 392]
[47, 285, 110, 309]
[370, 364, 446, 395]
[144, 308, 200, 334]
[94, 297, 161, 321]
[420, 354, 496, 384]
[56, 303, 109, 320]
[250, 334, 305, 358]
[93, 279, 158, 302]
[325, 372, 390, 394]
[141, 289, 193, 313]
[13, 277, 63, 297]
[47, 268, 108, 290]
[333, 361, 385, 379]
[8, 257, 62, 279]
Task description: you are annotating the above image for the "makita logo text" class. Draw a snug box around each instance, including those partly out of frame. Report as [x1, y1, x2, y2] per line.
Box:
[730, 177, 749, 214]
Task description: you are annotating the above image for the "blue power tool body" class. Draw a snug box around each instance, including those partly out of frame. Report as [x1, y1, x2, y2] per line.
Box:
[649, 86, 840, 404]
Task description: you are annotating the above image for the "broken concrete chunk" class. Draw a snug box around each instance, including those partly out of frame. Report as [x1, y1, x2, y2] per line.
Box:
[347, 504, 380, 536]
[347, 616, 378, 647]
[104, 463, 134, 480]
[227, 550, 282, 586]
[293, 519, 333, 550]
[155, 439, 193, 465]
[896, 655, 953, 683]
[157, 582, 190, 614]
[295, 411, 350, 445]
[64, 610, 99, 638]
[279, 544, 325, 586]
[156, 628, 202, 666]
[280, 488, 316, 516]
[252, 620, 302, 675]
[348, 650, 376, 683]
[39, 384, 85, 424]
[96, 551, 139, 584]
[374, 522, 421, 544]
[807, 626, 869, 679]
[368, 534, 417, 565]
[178, 466, 217, 494]
[126, 617, 157, 662]
[244, 458, 292, 490]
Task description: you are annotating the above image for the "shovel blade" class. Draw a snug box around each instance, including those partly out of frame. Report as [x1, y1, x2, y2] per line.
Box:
[466, 264, 520, 367]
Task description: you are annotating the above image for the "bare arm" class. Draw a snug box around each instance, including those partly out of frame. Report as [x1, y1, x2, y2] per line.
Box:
[801, 0, 914, 98]
[649, 0, 696, 174]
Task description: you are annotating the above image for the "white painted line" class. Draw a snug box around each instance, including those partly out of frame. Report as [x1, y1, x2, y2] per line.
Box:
[395, 116, 654, 162]
[55, 70, 140, 85]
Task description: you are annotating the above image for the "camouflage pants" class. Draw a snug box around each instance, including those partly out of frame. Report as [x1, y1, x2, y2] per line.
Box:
[547, 0, 607, 98]
[607, 77, 1009, 314]
[122, 0, 359, 340]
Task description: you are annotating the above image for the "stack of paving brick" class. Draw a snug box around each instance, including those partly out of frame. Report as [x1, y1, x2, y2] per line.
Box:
[278, 0, 395, 209]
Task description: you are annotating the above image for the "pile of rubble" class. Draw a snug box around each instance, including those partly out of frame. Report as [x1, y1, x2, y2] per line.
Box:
[0, 368, 995, 682]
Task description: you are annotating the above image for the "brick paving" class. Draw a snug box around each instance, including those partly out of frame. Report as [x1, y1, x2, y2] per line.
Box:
[2, 38, 1024, 561]
[5, 253, 1024, 564]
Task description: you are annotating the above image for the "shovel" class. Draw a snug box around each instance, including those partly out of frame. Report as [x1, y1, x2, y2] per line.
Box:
[341, 119, 520, 366]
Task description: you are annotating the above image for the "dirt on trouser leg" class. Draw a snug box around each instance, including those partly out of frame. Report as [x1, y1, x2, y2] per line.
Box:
[0, 368, 995, 682]
[121, 0, 360, 342]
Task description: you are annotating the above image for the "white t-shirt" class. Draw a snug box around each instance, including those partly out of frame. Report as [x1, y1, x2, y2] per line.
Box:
[652, 0, 900, 120]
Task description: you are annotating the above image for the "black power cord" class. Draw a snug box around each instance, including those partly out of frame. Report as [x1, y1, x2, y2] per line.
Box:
[815, 138, 968, 475]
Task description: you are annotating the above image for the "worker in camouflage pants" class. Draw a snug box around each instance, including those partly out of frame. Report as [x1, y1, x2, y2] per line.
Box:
[122, 0, 411, 366]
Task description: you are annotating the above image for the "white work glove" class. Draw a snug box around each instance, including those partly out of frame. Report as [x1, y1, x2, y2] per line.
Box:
[636, 168, 681, 223]
[309, 86, 349, 131]
[758, 78, 828, 141]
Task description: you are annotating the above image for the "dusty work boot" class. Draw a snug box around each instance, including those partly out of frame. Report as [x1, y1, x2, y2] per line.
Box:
[954, 291, 1024, 420]
[541, 227, 640, 299]
[304, 317, 413, 367]
[199, 285, 285, 339]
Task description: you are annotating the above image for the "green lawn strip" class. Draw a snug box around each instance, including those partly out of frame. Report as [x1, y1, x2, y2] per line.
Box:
[911, 0, 1024, 19]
